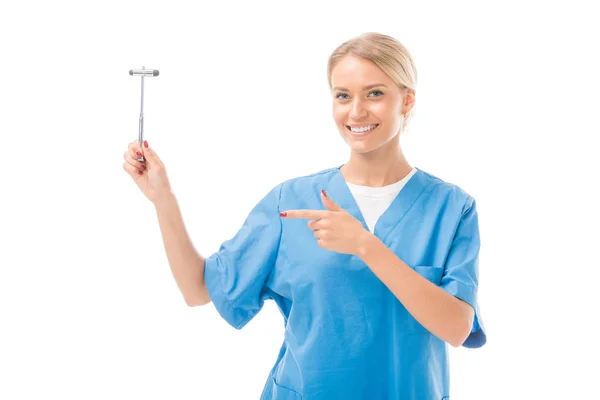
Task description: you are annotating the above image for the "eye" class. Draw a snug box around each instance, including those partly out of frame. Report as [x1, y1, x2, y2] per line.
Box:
[335, 93, 349, 100]
[368, 90, 383, 97]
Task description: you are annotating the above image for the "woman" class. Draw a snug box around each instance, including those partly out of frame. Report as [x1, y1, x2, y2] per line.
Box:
[123, 32, 486, 399]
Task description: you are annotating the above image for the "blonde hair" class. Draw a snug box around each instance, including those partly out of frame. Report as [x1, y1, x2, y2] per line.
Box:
[327, 32, 418, 132]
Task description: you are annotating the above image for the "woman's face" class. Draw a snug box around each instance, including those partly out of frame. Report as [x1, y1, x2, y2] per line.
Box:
[331, 55, 413, 154]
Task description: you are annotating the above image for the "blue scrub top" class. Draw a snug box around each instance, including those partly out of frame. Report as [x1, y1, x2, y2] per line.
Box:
[204, 165, 486, 399]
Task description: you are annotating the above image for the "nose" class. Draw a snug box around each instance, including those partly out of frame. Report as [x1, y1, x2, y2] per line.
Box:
[349, 98, 368, 120]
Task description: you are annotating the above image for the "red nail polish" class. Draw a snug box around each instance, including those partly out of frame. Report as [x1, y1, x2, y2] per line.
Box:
[136, 151, 142, 156]
[279, 212, 287, 217]
[144, 140, 148, 148]
[321, 189, 327, 197]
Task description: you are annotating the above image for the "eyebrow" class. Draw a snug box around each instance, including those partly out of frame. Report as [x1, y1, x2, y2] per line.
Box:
[332, 83, 387, 92]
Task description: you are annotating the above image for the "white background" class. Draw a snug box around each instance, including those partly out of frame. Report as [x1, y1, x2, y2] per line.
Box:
[1, 0, 598, 399]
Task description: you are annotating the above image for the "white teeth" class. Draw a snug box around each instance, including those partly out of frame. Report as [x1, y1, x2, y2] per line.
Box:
[349, 124, 377, 133]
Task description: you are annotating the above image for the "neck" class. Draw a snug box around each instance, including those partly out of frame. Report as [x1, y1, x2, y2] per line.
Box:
[340, 137, 413, 187]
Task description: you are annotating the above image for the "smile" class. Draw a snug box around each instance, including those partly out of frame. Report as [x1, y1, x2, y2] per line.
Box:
[346, 124, 379, 136]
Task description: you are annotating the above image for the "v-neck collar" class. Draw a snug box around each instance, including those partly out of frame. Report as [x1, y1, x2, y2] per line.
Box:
[326, 164, 431, 243]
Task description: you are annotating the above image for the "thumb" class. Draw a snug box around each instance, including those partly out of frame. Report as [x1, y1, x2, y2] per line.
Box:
[141, 140, 161, 165]
[320, 189, 341, 211]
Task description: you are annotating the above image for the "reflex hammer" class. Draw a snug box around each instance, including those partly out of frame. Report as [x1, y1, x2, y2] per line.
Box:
[129, 66, 159, 161]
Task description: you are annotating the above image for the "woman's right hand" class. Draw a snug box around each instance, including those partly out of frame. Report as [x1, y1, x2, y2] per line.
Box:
[123, 140, 173, 204]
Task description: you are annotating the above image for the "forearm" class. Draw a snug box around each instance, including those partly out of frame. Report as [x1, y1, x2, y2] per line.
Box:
[154, 194, 209, 306]
[357, 233, 472, 347]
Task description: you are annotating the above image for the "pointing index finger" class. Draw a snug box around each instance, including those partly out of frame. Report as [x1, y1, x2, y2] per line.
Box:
[281, 210, 328, 219]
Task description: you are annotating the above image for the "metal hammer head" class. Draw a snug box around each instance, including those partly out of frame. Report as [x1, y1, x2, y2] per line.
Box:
[129, 68, 159, 77]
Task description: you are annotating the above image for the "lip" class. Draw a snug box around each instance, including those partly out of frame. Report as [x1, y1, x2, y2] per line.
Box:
[346, 123, 379, 137]
[346, 123, 379, 128]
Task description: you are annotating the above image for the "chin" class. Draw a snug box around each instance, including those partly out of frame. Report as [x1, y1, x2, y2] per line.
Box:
[347, 141, 374, 153]
[340, 132, 387, 154]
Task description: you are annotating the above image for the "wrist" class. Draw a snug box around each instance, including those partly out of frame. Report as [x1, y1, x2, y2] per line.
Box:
[355, 230, 379, 260]
[153, 191, 177, 209]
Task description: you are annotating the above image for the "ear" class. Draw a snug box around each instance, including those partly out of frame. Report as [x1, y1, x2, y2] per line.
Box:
[402, 88, 415, 115]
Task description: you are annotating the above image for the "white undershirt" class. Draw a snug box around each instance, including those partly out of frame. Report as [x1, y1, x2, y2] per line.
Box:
[345, 168, 417, 233]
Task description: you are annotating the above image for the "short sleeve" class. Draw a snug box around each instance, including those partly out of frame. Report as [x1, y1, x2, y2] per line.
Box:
[439, 196, 487, 348]
[203, 183, 283, 330]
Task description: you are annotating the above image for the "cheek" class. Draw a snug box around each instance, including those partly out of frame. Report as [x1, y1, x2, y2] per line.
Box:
[374, 103, 401, 128]
[332, 106, 346, 126]
[370, 101, 391, 117]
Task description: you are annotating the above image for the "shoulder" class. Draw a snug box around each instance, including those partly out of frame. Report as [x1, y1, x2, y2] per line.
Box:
[276, 165, 340, 193]
[417, 168, 476, 214]
[260, 165, 340, 207]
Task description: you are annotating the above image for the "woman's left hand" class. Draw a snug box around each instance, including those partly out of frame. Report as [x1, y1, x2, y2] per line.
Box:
[280, 190, 371, 256]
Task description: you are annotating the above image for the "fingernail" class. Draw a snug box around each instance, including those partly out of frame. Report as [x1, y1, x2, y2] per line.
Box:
[279, 212, 287, 217]
[136, 151, 142, 156]
[141, 164, 146, 170]
[144, 140, 148, 148]
[321, 189, 327, 197]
